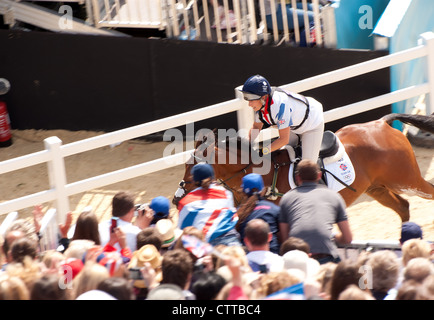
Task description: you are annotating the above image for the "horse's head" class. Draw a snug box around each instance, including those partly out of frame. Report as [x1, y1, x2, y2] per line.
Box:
[172, 129, 257, 207]
[172, 129, 215, 207]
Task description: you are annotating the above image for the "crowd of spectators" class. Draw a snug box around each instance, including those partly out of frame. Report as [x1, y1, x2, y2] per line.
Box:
[0, 162, 432, 301]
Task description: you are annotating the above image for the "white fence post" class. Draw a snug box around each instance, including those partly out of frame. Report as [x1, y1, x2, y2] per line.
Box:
[321, 4, 336, 49]
[0, 211, 18, 237]
[419, 31, 434, 115]
[312, 0, 322, 46]
[44, 137, 69, 225]
[234, 88, 253, 138]
[38, 208, 59, 251]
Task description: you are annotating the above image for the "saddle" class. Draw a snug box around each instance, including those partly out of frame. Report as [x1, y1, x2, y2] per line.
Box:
[266, 130, 356, 199]
[291, 130, 341, 186]
[319, 131, 340, 159]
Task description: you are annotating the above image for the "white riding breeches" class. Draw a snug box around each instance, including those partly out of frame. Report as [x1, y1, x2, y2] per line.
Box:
[288, 121, 325, 162]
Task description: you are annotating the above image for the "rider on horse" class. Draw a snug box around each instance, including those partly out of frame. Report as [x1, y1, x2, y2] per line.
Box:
[239, 75, 325, 162]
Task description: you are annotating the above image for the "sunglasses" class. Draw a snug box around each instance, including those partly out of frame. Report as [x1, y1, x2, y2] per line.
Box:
[242, 92, 262, 101]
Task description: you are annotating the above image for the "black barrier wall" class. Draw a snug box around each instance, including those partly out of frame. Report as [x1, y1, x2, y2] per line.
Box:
[0, 30, 390, 134]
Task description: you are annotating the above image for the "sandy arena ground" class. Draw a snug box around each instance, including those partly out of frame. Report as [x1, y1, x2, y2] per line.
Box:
[0, 128, 433, 241]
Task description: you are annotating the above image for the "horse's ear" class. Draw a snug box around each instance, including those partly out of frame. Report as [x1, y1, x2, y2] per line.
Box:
[205, 129, 216, 143]
[194, 139, 202, 148]
[195, 129, 216, 147]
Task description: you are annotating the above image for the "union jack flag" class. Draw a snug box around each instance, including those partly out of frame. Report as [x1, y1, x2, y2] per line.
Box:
[181, 234, 213, 258]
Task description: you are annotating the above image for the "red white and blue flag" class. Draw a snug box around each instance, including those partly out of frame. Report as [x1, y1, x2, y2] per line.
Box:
[181, 234, 214, 258]
[177, 184, 238, 243]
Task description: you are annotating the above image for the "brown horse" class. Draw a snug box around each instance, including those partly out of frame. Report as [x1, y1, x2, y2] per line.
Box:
[173, 113, 434, 222]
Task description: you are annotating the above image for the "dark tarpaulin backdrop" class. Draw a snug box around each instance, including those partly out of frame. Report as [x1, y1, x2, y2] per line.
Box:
[0, 29, 390, 135]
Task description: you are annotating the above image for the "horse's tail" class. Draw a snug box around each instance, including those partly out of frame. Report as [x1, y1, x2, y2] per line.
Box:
[382, 113, 434, 134]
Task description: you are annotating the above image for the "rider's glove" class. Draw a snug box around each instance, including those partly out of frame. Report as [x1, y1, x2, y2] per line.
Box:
[260, 146, 271, 157]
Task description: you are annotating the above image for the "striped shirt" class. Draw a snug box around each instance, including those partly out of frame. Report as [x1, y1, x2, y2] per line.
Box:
[177, 183, 238, 243]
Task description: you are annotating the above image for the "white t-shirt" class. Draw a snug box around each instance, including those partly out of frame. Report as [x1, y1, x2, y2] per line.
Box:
[246, 250, 284, 273]
[98, 218, 141, 252]
[254, 90, 323, 134]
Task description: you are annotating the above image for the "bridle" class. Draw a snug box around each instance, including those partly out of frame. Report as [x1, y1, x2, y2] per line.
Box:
[174, 142, 253, 206]
[215, 163, 252, 205]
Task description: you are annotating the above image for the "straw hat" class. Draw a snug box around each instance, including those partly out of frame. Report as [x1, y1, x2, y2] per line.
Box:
[129, 244, 162, 270]
[154, 219, 182, 248]
[129, 244, 163, 288]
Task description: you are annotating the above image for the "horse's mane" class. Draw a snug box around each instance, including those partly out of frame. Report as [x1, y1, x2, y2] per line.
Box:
[196, 128, 264, 160]
[213, 131, 255, 155]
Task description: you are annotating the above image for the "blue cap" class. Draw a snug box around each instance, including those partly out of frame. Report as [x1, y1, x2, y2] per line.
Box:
[150, 196, 170, 216]
[192, 163, 214, 182]
[400, 222, 423, 243]
[242, 173, 264, 196]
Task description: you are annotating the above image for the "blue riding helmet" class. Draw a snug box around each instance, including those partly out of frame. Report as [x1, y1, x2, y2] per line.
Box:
[242, 173, 264, 196]
[192, 163, 215, 182]
[239, 75, 271, 101]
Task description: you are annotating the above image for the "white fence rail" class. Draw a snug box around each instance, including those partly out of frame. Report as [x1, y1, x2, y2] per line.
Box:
[1, 32, 433, 224]
[338, 240, 402, 262]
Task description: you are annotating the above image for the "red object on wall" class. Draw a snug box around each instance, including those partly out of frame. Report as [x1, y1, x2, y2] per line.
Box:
[0, 101, 12, 147]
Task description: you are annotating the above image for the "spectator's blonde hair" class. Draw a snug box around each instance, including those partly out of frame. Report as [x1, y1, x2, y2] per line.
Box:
[195, 177, 213, 190]
[256, 271, 300, 298]
[215, 245, 249, 270]
[403, 257, 434, 283]
[416, 274, 434, 300]
[40, 250, 65, 270]
[366, 250, 399, 293]
[5, 256, 42, 292]
[315, 262, 338, 297]
[0, 273, 30, 300]
[402, 239, 431, 266]
[338, 284, 374, 300]
[71, 261, 110, 299]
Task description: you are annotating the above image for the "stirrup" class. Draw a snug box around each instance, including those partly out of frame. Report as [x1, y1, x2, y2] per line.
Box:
[265, 186, 279, 201]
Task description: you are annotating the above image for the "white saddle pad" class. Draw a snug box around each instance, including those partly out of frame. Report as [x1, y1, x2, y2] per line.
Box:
[287, 138, 356, 192]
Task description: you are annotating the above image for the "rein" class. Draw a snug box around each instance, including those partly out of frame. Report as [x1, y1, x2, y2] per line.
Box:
[188, 137, 256, 205]
[216, 163, 253, 205]
[190, 142, 289, 203]
[178, 149, 253, 206]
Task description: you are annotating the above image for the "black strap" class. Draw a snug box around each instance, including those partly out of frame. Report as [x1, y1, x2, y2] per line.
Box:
[257, 88, 310, 130]
[274, 87, 310, 130]
[321, 167, 357, 192]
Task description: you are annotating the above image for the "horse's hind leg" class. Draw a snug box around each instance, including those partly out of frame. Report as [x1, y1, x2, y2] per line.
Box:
[366, 186, 410, 222]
